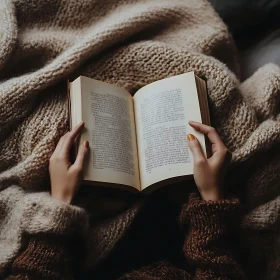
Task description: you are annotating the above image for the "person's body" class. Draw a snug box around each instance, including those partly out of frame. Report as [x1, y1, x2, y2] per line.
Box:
[7, 121, 246, 280]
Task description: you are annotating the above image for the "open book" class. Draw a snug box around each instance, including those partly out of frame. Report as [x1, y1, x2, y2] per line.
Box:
[69, 72, 210, 192]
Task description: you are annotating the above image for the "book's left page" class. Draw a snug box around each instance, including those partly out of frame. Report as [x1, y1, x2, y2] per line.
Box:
[70, 76, 140, 191]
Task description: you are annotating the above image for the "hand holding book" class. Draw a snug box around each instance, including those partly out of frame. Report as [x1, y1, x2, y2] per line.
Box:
[49, 121, 89, 204]
[49, 121, 230, 203]
[187, 121, 232, 201]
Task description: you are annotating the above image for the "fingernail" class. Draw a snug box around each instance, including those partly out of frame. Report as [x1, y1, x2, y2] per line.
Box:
[187, 134, 195, 141]
[83, 140, 89, 147]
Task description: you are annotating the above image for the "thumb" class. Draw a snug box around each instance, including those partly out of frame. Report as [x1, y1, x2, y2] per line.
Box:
[187, 134, 205, 163]
[73, 140, 89, 170]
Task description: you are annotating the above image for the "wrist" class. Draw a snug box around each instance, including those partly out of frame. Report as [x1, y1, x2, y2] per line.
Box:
[51, 192, 72, 204]
[200, 189, 223, 201]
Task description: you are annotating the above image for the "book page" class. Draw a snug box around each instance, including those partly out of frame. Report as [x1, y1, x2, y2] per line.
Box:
[78, 77, 140, 190]
[133, 72, 206, 190]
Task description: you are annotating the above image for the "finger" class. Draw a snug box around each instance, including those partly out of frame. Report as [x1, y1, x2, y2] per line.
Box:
[72, 140, 89, 171]
[187, 134, 206, 164]
[188, 121, 226, 152]
[59, 121, 85, 158]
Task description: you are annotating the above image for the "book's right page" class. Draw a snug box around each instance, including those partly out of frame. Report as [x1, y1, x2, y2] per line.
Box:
[133, 72, 206, 190]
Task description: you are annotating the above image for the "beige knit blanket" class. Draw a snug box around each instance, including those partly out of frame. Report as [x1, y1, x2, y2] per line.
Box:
[0, 0, 279, 278]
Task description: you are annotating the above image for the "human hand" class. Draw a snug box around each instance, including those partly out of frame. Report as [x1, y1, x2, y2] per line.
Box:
[187, 121, 231, 201]
[49, 121, 89, 204]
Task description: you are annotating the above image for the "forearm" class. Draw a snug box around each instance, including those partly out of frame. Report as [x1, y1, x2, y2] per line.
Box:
[181, 193, 246, 279]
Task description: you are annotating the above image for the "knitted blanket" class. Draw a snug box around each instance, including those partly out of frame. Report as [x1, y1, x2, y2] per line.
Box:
[0, 0, 279, 279]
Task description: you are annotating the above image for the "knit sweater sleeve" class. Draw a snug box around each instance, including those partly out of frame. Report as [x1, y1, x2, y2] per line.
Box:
[6, 192, 246, 280]
[180, 192, 246, 279]
[120, 192, 246, 280]
[6, 192, 88, 280]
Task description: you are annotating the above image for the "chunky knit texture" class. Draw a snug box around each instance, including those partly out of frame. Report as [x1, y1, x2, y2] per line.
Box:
[7, 234, 81, 280]
[7, 194, 245, 279]
[0, 0, 279, 279]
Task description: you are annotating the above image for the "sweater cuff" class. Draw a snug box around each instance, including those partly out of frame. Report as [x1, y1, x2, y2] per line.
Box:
[180, 192, 240, 231]
[10, 233, 80, 280]
[20, 192, 88, 237]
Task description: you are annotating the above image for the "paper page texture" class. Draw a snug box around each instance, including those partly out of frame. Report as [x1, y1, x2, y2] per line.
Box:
[79, 77, 140, 190]
[134, 72, 205, 189]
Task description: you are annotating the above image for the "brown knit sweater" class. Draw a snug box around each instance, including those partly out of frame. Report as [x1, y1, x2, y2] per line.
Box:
[7, 193, 245, 280]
